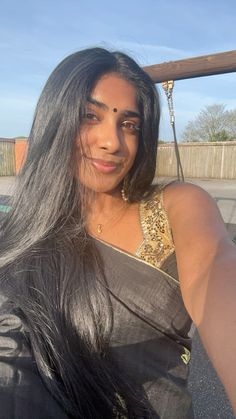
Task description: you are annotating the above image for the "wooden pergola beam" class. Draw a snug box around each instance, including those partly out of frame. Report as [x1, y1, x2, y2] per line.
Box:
[144, 50, 236, 83]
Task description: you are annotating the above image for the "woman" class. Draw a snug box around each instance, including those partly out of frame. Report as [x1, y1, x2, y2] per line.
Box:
[0, 48, 235, 419]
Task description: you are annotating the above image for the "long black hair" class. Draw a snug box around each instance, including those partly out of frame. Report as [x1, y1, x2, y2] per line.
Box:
[0, 48, 160, 417]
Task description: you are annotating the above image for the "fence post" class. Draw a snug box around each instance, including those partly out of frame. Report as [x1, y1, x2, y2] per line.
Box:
[14, 138, 28, 174]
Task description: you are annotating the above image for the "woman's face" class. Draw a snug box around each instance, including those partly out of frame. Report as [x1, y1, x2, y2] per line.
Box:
[77, 73, 141, 194]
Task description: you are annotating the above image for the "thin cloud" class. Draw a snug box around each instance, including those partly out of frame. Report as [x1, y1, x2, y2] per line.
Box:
[106, 40, 192, 65]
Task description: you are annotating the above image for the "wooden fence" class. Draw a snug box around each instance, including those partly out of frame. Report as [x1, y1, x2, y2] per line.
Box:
[0, 138, 27, 176]
[0, 138, 236, 179]
[0, 140, 15, 176]
[156, 141, 236, 179]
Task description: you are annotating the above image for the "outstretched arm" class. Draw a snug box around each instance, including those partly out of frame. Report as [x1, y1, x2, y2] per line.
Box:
[164, 182, 236, 412]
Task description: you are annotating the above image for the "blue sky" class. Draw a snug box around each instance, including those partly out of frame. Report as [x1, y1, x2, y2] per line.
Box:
[0, 0, 235, 140]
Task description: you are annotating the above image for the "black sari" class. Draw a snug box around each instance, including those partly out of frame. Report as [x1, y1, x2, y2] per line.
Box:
[96, 239, 194, 418]
[0, 190, 194, 418]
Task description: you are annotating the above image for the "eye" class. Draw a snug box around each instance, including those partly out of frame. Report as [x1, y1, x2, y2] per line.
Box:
[82, 107, 100, 125]
[121, 120, 141, 133]
[85, 111, 98, 121]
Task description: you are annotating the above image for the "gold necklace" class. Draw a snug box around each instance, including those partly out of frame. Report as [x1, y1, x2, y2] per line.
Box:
[94, 203, 129, 235]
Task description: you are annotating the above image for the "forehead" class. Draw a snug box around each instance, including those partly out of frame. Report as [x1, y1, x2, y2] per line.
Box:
[90, 73, 138, 110]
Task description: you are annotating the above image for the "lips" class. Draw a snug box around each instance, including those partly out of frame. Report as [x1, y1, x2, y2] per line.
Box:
[89, 158, 121, 174]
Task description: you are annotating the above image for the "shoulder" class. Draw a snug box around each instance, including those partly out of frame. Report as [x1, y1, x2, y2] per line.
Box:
[161, 180, 230, 250]
[162, 181, 227, 236]
[162, 181, 215, 210]
[144, 181, 222, 235]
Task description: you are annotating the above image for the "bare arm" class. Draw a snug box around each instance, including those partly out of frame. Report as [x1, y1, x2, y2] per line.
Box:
[164, 182, 236, 412]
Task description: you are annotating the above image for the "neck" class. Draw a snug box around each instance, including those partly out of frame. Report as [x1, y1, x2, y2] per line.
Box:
[86, 188, 129, 236]
[92, 189, 125, 216]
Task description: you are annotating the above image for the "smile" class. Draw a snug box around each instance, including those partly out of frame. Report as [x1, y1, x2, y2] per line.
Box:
[89, 158, 121, 174]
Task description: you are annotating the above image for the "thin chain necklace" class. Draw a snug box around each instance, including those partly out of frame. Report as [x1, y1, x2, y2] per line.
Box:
[94, 202, 129, 235]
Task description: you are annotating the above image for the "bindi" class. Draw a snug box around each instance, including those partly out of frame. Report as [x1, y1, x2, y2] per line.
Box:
[113, 108, 118, 112]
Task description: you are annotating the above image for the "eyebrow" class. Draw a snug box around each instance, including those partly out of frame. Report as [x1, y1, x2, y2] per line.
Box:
[87, 97, 140, 118]
[123, 110, 140, 118]
[88, 97, 108, 110]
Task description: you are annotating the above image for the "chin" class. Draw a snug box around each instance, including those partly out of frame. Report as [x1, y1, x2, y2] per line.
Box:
[79, 175, 124, 193]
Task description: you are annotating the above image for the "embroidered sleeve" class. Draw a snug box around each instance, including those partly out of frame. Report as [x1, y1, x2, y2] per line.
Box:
[136, 189, 175, 269]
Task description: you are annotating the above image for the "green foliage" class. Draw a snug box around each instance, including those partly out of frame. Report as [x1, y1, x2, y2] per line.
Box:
[211, 130, 230, 142]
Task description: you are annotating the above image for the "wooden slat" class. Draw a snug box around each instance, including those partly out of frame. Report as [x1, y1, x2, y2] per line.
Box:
[156, 142, 236, 179]
[144, 50, 236, 83]
[0, 141, 15, 176]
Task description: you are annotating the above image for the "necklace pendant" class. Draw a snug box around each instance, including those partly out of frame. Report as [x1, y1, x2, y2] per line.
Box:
[97, 224, 102, 234]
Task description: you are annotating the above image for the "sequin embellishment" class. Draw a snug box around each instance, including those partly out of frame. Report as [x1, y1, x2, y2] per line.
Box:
[136, 190, 175, 269]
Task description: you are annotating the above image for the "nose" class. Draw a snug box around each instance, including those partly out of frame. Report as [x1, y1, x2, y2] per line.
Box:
[96, 120, 122, 154]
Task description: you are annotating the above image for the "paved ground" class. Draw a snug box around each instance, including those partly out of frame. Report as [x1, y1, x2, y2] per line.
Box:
[189, 331, 235, 418]
[0, 176, 16, 196]
[0, 176, 236, 418]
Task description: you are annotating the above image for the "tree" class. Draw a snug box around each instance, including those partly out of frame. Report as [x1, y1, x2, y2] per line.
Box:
[182, 104, 236, 142]
[225, 109, 236, 138]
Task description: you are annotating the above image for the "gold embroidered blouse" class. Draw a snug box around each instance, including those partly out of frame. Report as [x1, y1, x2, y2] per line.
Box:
[136, 189, 175, 269]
